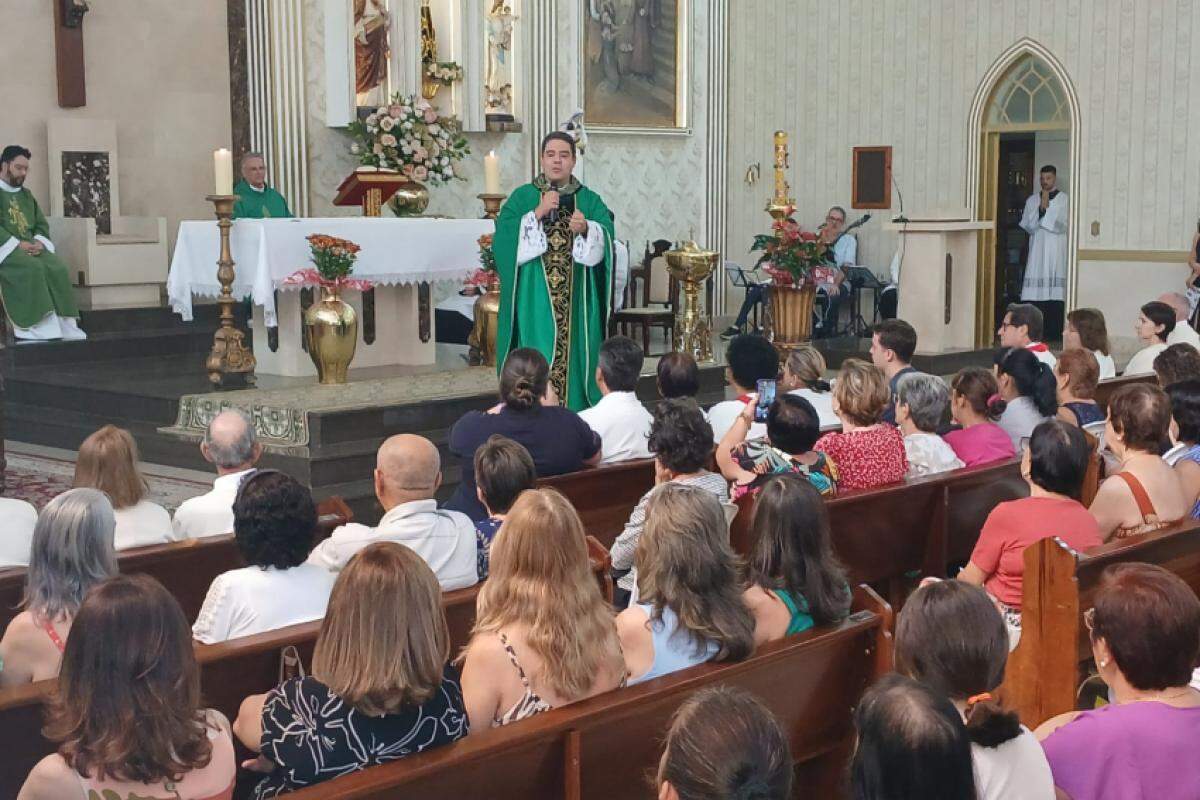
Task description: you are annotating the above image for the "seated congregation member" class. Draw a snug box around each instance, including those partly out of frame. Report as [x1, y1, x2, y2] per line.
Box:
[1089, 383, 1187, 539]
[610, 399, 728, 600]
[0, 494, 38, 568]
[1037, 563, 1200, 800]
[895, 372, 965, 479]
[73, 424, 174, 550]
[235, 543, 467, 797]
[742, 475, 850, 645]
[959, 421, 1101, 646]
[944, 368, 1015, 467]
[447, 347, 600, 522]
[1064, 307, 1116, 379]
[780, 344, 838, 428]
[656, 686, 793, 800]
[1054, 348, 1104, 428]
[173, 409, 262, 539]
[813, 359, 908, 490]
[657, 351, 700, 400]
[993, 347, 1057, 450]
[308, 434, 477, 589]
[1153, 341, 1200, 387]
[998, 302, 1056, 368]
[460, 489, 624, 730]
[0, 489, 116, 687]
[708, 333, 780, 442]
[1167, 380, 1200, 518]
[896, 581, 1054, 800]
[579, 335, 653, 463]
[850, 673, 978, 800]
[18, 576, 236, 800]
[472, 434, 536, 579]
[616, 484, 755, 684]
[1123, 300, 1175, 375]
[869, 318, 919, 425]
[715, 394, 837, 500]
[1159, 291, 1200, 348]
[192, 471, 335, 644]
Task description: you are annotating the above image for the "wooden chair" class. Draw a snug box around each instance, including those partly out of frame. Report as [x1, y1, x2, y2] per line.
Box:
[1002, 518, 1200, 727]
[609, 240, 677, 355]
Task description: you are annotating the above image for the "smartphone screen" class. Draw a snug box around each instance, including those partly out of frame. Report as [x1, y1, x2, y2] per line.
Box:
[754, 379, 777, 423]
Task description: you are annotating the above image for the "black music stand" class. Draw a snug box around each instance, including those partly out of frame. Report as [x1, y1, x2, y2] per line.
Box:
[844, 266, 885, 337]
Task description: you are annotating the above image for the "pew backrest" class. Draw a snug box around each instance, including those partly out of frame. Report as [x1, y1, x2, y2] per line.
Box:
[1093, 373, 1157, 412]
[539, 458, 655, 548]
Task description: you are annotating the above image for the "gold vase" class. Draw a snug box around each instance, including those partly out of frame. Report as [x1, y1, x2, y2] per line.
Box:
[767, 283, 816, 348]
[388, 181, 430, 217]
[421, 77, 442, 101]
[468, 276, 502, 366]
[304, 286, 358, 384]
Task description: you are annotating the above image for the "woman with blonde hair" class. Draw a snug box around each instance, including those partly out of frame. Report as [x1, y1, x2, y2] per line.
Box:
[234, 542, 467, 796]
[781, 345, 838, 428]
[616, 483, 755, 684]
[460, 488, 625, 730]
[0, 489, 116, 687]
[73, 424, 174, 550]
[813, 359, 908, 490]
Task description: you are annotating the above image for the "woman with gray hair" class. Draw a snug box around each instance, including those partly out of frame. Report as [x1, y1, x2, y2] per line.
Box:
[895, 372, 964, 479]
[0, 488, 117, 687]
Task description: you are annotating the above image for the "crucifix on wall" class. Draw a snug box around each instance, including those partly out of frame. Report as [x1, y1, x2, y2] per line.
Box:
[53, 0, 91, 108]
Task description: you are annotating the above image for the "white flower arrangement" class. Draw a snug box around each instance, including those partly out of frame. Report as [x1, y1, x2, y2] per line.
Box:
[424, 60, 464, 86]
[346, 92, 470, 186]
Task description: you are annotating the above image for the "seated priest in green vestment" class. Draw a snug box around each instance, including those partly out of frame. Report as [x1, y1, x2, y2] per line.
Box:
[493, 132, 614, 411]
[0, 145, 85, 341]
[233, 153, 293, 219]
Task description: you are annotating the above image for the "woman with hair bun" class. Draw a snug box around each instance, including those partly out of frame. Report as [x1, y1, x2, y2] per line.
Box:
[447, 347, 601, 521]
[896, 580, 1053, 799]
[944, 368, 1016, 467]
[993, 347, 1057, 450]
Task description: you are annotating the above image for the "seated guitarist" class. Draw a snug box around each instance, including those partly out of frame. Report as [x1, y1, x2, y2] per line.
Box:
[812, 206, 857, 338]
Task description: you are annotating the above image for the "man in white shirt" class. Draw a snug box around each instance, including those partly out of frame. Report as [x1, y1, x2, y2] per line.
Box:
[579, 335, 653, 463]
[172, 409, 262, 539]
[998, 302, 1057, 369]
[307, 433, 477, 590]
[708, 333, 780, 442]
[1159, 292, 1200, 349]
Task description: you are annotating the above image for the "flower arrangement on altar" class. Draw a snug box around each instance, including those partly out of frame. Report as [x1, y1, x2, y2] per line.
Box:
[346, 92, 469, 185]
[464, 233, 499, 292]
[424, 60, 464, 85]
[283, 234, 374, 291]
[750, 210, 829, 287]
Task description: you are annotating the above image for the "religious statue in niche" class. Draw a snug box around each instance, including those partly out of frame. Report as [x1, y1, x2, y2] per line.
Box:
[485, 1, 516, 122]
[420, 3, 437, 65]
[354, 0, 390, 107]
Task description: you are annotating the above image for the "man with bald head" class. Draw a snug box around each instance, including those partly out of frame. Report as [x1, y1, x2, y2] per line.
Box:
[307, 434, 478, 589]
[232, 153, 292, 219]
[173, 408, 263, 539]
[1157, 292, 1200, 349]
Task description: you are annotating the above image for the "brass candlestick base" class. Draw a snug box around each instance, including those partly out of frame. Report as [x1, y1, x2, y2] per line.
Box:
[478, 192, 506, 220]
[204, 194, 256, 387]
[665, 241, 718, 363]
[766, 197, 795, 221]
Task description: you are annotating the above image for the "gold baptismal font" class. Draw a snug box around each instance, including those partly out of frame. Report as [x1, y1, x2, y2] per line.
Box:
[666, 241, 719, 363]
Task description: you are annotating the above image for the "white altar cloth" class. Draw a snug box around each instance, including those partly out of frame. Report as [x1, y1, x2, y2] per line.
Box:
[168, 217, 495, 326]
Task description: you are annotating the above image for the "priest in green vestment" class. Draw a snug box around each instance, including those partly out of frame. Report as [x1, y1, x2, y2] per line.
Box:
[233, 153, 293, 219]
[493, 132, 614, 411]
[0, 145, 85, 340]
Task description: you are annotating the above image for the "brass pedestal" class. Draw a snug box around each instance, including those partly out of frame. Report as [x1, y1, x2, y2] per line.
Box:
[665, 241, 718, 363]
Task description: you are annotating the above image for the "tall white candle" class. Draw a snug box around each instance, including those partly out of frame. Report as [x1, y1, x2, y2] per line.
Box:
[484, 150, 501, 195]
[214, 148, 233, 196]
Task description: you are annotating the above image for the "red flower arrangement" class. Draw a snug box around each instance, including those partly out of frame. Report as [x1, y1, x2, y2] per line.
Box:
[283, 234, 374, 291]
[750, 210, 829, 287]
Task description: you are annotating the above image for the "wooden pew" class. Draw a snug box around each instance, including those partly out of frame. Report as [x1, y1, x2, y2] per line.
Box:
[0, 536, 611, 799]
[1003, 519, 1200, 727]
[278, 586, 892, 800]
[1093, 372, 1157, 412]
[538, 458, 655, 547]
[0, 497, 352, 633]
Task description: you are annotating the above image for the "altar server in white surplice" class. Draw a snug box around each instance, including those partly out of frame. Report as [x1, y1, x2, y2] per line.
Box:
[1019, 164, 1068, 302]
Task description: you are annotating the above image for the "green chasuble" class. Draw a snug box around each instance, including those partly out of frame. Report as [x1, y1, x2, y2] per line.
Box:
[233, 180, 293, 219]
[494, 177, 614, 411]
[0, 186, 79, 328]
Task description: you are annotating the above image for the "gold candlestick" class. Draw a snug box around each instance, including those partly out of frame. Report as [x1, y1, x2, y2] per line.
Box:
[766, 130, 795, 221]
[477, 192, 506, 220]
[204, 194, 256, 387]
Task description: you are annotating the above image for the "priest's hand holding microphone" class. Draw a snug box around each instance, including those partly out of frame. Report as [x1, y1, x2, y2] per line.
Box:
[535, 187, 588, 234]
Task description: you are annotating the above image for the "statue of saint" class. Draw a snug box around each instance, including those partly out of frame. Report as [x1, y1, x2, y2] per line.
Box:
[354, 0, 389, 101]
[485, 1, 516, 120]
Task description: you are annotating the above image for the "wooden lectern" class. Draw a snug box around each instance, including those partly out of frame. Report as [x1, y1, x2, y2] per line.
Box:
[334, 170, 409, 217]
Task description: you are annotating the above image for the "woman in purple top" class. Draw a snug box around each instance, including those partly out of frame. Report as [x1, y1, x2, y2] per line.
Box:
[944, 367, 1016, 467]
[1035, 563, 1200, 800]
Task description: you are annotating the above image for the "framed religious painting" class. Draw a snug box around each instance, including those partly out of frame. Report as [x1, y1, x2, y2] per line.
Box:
[581, 0, 691, 134]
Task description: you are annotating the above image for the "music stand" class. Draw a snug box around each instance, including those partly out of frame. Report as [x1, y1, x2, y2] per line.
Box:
[724, 262, 769, 332]
[843, 266, 885, 337]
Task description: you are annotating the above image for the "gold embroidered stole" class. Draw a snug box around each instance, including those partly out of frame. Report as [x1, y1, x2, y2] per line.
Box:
[542, 213, 575, 402]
